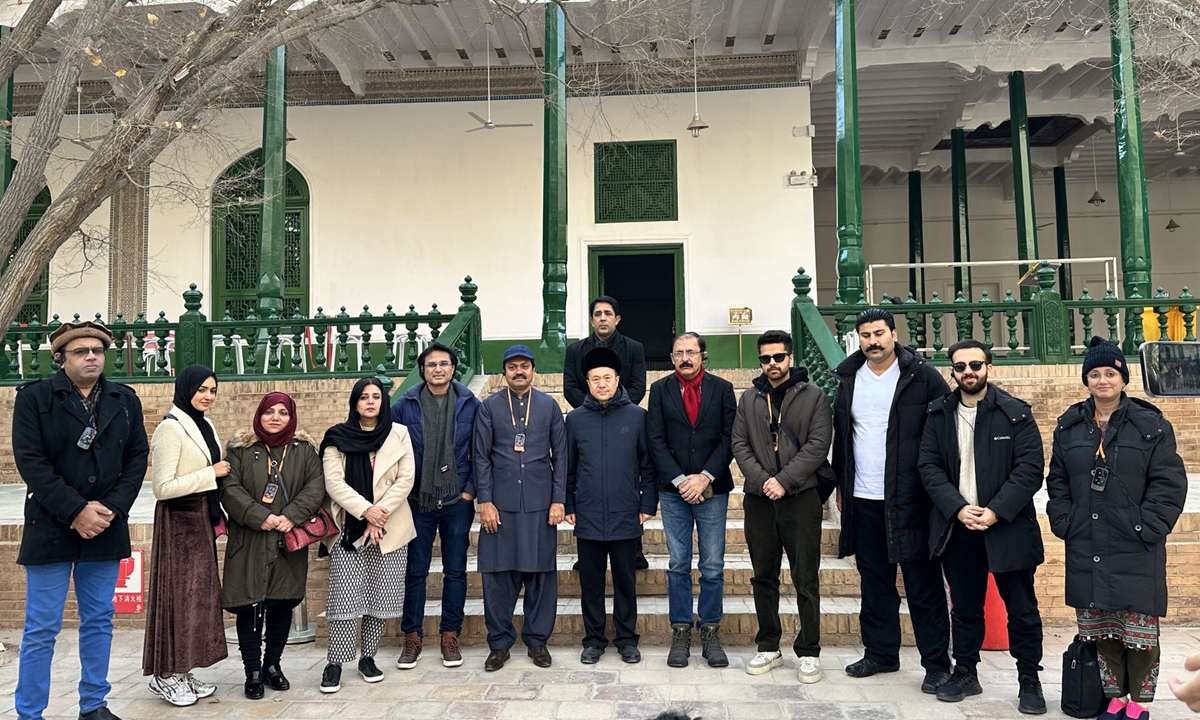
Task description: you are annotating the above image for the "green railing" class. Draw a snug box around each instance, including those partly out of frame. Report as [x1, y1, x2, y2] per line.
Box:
[790, 268, 846, 401]
[0, 276, 483, 388]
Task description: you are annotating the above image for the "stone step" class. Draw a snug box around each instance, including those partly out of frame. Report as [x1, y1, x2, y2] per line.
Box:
[425, 554, 863, 599]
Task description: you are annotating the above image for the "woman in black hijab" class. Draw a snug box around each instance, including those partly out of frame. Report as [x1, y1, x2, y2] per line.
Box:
[318, 377, 417, 693]
[142, 365, 231, 707]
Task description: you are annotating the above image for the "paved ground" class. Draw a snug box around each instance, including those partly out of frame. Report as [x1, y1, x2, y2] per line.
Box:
[3, 627, 1200, 719]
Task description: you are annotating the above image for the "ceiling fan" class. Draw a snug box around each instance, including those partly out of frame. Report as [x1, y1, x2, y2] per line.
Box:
[466, 42, 533, 132]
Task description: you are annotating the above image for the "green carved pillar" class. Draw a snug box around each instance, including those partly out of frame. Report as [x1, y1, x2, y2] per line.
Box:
[951, 128, 972, 301]
[538, 2, 568, 372]
[834, 0, 864, 306]
[1110, 0, 1152, 349]
[1054, 165, 1076, 345]
[257, 45, 287, 321]
[907, 171, 925, 303]
[176, 283, 211, 369]
[1031, 262, 1070, 363]
[1009, 71, 1040, 301]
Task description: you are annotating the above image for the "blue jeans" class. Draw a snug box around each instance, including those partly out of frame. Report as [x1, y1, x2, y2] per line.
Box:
[17, 560, 120, 720]
[401, 498, 475, 636]
[659, 491, 728, 626]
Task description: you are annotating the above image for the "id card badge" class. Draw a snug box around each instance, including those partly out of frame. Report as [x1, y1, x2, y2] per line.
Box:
[262, 482, 279, 503]
[514, 433, 526, 452]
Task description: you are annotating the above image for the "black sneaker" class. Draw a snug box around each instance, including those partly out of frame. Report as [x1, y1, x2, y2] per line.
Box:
[936, 667, 983, 703]
[667, 624, 691, 668]
[922, 669, 953, 694]
[1018, 675, 1047, 714]
[699, 623, 728, 668]
[358, 656, 384, 683]
[319, 663, 341, 694]
[845, 657, 900, 677]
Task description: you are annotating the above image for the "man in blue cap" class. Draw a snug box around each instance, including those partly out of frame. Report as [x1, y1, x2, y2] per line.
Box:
[473, 345, 567, 671]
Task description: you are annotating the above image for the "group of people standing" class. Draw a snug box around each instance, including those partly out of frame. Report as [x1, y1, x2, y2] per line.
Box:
[8, 296, 1190, 720]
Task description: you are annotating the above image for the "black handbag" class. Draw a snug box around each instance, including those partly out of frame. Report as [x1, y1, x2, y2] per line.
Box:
[1061, 635, 1107, 718]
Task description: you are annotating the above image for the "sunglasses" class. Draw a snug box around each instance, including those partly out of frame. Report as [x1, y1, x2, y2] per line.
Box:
[952, 360, 987, 373]
[758, 352, 789, 365]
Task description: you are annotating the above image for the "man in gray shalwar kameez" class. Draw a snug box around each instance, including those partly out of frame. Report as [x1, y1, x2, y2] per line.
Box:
[473, 345, 567, 672]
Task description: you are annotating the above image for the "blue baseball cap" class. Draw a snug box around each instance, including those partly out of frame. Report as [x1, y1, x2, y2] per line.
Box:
[501, 345, 536, 366]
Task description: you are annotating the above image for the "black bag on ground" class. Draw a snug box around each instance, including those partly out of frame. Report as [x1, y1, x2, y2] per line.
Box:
[1061, 635, 1107, 718]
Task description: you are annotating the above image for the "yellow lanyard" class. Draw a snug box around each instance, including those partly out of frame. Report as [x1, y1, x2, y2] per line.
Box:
[268, 446, 289, 477]
[506, 388, 532, 431]
[1094, 409, 1107, 460]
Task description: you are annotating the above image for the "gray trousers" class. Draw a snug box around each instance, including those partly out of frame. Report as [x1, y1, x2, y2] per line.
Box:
[482, 570, 558, 650]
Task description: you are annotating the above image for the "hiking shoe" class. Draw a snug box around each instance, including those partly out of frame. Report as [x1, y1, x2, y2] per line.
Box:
[1018, 675, 1047, 715]
[699, 623, 728, 668]
[181, 672, 216, 699]
[845, 657, 901, 677]
[358, 656, 384, 683]
[580, 646, 604, 664]
[936, 667, 983, 703]
[319, 663, 341, 694]
[441, 631, 463, 668]
[148, 675, 198, 707]
[798, 656, 823, 684]
[922, 669, 953, 694]
[397, 631, 422, 669]
[746, 650, 784, 675]
[667, 623, 691, 668]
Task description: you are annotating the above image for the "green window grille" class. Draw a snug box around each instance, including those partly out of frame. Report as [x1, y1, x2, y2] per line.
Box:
[594, 140, 678, 223]
[211, 151, 310, 320]
[2, 184, 53, 324]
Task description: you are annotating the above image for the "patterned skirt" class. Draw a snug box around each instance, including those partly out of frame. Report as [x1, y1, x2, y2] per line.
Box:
[324, 536, 408, 622]
[1076, 609, 1160, 649]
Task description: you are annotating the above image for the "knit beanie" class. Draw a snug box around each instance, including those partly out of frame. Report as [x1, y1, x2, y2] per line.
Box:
[1081, 335, 1129, 385]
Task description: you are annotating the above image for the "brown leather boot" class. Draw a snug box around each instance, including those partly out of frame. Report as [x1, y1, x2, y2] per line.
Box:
[440, 631, 463, 667]
[396, 632, 422, 670]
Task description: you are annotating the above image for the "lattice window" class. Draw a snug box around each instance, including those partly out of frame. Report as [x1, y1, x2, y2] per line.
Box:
[3, 185, 53, 324]
[594, 140, 678, 223]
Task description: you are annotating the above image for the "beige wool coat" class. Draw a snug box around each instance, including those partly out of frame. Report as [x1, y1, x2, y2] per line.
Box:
[151, 405, 222, 500]
[322, 424, 417, 555]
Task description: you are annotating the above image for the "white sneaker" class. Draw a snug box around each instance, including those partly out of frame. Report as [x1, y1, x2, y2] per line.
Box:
[149, 674, 199, 706]
[798, 656, 823, 684]
[746, 651, 784, 675]
[182, 672, 217, 699]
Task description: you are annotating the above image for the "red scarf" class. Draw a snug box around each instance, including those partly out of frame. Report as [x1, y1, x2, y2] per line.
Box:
[676, 368, 704, 426]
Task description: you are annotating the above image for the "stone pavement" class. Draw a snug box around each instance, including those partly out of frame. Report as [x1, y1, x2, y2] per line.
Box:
[3, 627, 1200, 719]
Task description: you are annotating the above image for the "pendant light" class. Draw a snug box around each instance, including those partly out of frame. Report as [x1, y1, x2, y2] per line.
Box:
[1166, 172, 1180, 232]
[1087, 135, 1105, 205]
[686, 38, 708, 138]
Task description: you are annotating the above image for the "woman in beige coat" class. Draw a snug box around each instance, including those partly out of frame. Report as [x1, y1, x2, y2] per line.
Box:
[318, 377, 416, 693]
[142, 365, 230, 707]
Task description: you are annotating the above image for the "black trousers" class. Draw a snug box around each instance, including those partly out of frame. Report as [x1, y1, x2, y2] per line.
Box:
[941, 526, 1044, 677]
[577, 537, 639, 649]
[854, 499, 951, 672]
[230, 598, 300, 674]
[744, 490, 823, 656]
[482, 570, 558, 650]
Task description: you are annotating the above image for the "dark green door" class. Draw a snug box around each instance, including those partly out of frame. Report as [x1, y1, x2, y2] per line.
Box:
[588, 245, 684, 370]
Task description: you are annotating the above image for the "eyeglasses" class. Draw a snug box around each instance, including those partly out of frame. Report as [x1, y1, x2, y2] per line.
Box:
[67, 346, 106, 358]
[669, 350, 702, 360]
[952, 360, 986, 373]
[424, 361, 453, 369]
[758, 353, 789, 365]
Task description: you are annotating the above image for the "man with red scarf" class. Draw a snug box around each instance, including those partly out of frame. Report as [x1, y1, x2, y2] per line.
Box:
[646, 332, 736, 669]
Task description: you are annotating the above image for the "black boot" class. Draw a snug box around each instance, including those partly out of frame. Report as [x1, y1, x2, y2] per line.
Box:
[244, 672, 265, 700]
[667, 624, 691, 668]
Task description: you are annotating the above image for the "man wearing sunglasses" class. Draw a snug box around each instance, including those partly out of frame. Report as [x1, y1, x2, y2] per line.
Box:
[919, 339, 1047, 714]
[732, 330, 832, 683]
[12, 321, 150, 720]
[833, 308, 953, 694]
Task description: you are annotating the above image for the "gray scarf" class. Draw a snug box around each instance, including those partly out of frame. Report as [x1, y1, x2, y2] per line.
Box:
[418, 385, 459, 511]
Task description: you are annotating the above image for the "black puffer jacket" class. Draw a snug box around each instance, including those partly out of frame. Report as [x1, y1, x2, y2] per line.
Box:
[1045, 395, 1187, 617]
[832, 345, 950, 563]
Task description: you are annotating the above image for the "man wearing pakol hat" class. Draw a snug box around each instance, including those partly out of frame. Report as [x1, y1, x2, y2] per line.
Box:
[13, 321, 150, 720]
[473, 345, 567, 672]
[565, 346, 658, 665]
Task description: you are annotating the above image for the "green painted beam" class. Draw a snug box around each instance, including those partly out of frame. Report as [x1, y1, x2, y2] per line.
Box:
[538, 2, 568, 372]
[257, 45, 287, 320]
[907, 170, 925, 303]
[1054, 165, 1077, 346]
[834, 0, 864, 306]
[950, 128, 972, 300]
[1009, 71, 1040, 302]
[0, 26, 11, 202]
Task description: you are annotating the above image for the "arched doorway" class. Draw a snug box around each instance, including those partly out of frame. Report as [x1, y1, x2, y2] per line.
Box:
[1, 181, 53, 324]
[211, 151, 310, 320]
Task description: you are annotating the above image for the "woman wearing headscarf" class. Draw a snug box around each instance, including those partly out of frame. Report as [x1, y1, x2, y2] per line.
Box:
[1047, 337, 1188, 720]
[318, 377, 416, 693]
[220, 392, 326, 700]
[142, 365, 230, 707]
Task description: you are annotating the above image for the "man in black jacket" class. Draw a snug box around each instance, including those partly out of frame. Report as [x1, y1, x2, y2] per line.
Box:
[919, 339, 1047, 714]
[13, 321, 150, 720]
[647, 332, 736, 668]
[832, 308, 952, 693]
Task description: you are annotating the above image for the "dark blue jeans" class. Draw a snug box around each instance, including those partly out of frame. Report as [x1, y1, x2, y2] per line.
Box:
[401, 498, 475, 636]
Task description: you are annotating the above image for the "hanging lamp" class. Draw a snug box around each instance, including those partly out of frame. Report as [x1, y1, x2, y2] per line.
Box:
[1087, 136, 1105, 205]
[687, 38, 708, 138]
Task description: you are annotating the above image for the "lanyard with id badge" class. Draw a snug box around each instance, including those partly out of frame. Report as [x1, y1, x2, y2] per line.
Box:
[507, 388, 531, 452]
[261, 446, 289, 504]
[1091, 409, 1111, 492]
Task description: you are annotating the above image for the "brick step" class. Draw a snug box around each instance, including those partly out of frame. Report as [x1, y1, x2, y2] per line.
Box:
[424, 554, 863, 599]
[317, 596, 915, 649]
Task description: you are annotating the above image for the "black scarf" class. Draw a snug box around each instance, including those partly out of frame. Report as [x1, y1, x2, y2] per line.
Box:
[170, 364, 224, 528]
[320, 377, 393, 551]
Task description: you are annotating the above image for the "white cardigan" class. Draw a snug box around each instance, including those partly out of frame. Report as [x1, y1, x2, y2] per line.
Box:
[150, 405, 223, 501]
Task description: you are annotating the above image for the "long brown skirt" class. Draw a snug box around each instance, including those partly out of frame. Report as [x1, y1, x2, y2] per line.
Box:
[142, 495, 228, 676]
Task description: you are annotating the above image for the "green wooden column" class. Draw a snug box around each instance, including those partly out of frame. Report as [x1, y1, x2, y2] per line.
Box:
[1110, 0, 1153, 348]
[257, 45, 287, 321]
[950, 128, 972, 300]
[833, 0, 864, 306]
[0, 26, 12, 202]
[907, 171, 925, 303]
[538, 2, 568, 372]
[1009, 71, 1040, 301]
[1053, 165, 1077, 345]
